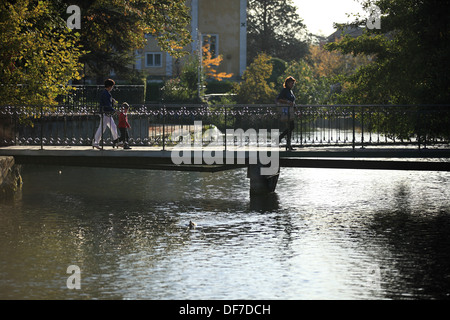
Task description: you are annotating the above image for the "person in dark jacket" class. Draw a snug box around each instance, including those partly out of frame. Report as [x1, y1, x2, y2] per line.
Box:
[92, 79, 120, 149]
[276, 76, 296, 151]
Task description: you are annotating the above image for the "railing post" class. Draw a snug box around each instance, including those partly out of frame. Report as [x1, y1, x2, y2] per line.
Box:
[14, 107, 18, 146]
[63, 108, 67, 146]
[224, 105, 227, 152]
[40, 106, 44, 150]
[162, 105, 166, 151]
[352, 105, 356, 151]
[417, 106, 421, 150]
[101, 109, 104, 150]
[361, 106, 365, 149]
[287, 104, 291, 148]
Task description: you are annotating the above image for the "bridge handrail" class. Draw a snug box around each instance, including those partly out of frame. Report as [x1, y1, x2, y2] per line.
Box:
[1, 104, 449, 150]
[1, 103, 449, 108]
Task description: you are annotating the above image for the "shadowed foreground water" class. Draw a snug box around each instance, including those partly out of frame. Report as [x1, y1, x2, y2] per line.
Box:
[1, 165, 449, 299]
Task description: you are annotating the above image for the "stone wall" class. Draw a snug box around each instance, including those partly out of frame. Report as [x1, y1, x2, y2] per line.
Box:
[0, 156, 22, 200]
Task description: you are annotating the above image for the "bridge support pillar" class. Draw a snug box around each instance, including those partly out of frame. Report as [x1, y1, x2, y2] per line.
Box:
[247, 164, 280, 195]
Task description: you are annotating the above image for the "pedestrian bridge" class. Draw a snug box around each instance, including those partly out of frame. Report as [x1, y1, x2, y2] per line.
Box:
[1, 145, 449, 172]
[1, 104, 449, 193]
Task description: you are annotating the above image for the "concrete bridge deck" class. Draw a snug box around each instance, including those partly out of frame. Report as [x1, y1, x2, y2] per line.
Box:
[1, 145, 449, 172]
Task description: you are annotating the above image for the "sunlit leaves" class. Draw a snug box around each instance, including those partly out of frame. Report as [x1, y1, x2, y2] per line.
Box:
[52, 0, 191, 81]
[202, 44, 233, 81]
[233, 53, 277, 104]
[0, 0, 84, 105]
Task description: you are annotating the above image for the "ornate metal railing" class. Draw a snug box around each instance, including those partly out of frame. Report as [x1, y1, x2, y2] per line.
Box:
[1, 104, 449, 150]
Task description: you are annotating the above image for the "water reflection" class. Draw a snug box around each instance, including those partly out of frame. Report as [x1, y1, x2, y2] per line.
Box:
[370, 206, 450, 299]
[0, 165, 449, 299]
[249, 193, 280, 212]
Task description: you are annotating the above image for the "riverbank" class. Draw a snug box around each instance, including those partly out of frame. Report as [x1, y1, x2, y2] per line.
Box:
[0, 156, 22, 200]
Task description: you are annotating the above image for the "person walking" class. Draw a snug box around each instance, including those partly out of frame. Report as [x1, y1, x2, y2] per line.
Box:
[118, 102, 132, 149]
[276, 76, 296, 151]
[92, 79, 120, 149]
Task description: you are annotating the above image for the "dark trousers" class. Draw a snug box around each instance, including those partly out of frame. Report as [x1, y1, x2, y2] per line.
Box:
[119, 127, 129, 145]
[279, 120, 295, 146]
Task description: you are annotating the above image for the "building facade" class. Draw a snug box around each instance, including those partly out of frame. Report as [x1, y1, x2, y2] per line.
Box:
[134, 0, 247, 80]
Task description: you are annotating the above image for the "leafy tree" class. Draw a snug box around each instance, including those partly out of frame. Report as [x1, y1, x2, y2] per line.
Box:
[202, 44, 233, 81]
[307, 44, 372, 79]
[51, 0, 192, 83]
[278, 60, 332, 104]
[0, 0, 84, 105]
[161, 78, 191, 102]
[325, 0, 449, 104]
[162, 41, 235, 102]
[180, 55, 201, 100]
[233, 53, 277, 104]
[162, 54, 202, 103]
[247, 0, 309, 63]
[268, 57, 288, 85]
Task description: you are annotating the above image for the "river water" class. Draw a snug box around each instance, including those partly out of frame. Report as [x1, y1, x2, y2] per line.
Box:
[1, 164, 450, 300]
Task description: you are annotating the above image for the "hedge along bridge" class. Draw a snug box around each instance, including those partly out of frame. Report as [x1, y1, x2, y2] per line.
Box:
[1, 104, 450, 194]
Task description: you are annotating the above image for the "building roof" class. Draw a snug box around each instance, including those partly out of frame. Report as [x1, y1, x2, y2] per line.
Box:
[327, 26, 364, 42]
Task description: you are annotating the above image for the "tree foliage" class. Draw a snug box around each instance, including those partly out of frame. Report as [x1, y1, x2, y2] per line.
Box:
[234, 45, 371, 105]
[247, 0, 309, 63]
[0, 0, 84, 105]
[233, 53, 277, 104]
[277, 60, 332, 105]
[0, 0, 192, 105]
[325, 0, 449, 104]
[52, 0, 192, 83]
[202, 44, 233, 81]
[307, 44, 372, 79]
[161, 54, 202, 103]
[161, 41, 234, 103]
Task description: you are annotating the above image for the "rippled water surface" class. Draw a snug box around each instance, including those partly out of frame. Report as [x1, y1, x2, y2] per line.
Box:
[1, 165, 450, 299]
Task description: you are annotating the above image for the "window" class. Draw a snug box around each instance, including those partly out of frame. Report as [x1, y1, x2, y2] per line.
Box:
[202, 34, 218, 58]
[146, 53, 162, 67]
